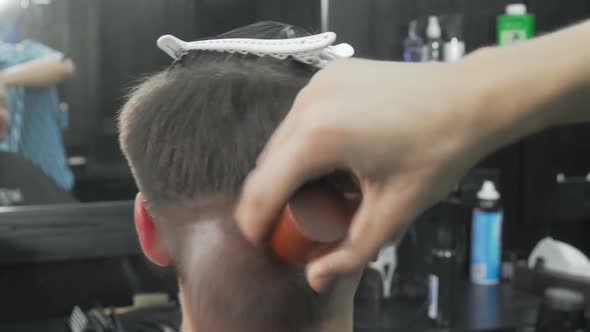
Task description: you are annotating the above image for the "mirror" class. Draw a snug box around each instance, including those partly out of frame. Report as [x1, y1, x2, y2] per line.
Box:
[0, 1, 321, 325]
[0, 0, 320, 206]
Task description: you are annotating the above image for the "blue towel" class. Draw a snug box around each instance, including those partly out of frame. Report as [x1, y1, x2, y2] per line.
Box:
[0, 40, 73, 190]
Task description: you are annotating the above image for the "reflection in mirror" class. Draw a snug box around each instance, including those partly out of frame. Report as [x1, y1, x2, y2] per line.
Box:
[0, 0, 323, 329]
[0, 0, 204, 206]
[0, 0, 320, 206]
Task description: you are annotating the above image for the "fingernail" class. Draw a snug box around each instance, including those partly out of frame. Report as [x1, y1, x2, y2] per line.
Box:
[234, 207, 255, 241]
[311, 275, 333, 293]
[307, 264, 333, 293]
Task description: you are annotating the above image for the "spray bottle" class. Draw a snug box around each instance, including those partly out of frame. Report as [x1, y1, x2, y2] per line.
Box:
[470, 180, 503, 285]
[423, 16, 443, 62]
[403, 20, 424, 62]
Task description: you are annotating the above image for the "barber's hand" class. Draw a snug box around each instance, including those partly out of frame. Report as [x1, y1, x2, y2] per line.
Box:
[236, 58, 495, 292]
[0, 110, 7, 140]
[0, 83, 8, 140]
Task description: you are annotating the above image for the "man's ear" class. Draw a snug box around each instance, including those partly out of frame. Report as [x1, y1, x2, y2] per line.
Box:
[134, 193, 171, 266]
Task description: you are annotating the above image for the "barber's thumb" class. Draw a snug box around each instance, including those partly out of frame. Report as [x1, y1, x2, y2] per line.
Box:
[306, 189, 401, 292]
[306, 244, 368, 293]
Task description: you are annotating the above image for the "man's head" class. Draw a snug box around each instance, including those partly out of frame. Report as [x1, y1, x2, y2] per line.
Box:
[119, 22, 361, 332]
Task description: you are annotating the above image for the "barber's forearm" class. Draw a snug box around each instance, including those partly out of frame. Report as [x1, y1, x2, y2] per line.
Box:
[0, 57, 75, 87]
[461, 20, 590, 153]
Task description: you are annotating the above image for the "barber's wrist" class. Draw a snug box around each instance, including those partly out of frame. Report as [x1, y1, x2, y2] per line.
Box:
[449, 49, 508, 160]
[0, 70, 13, 87]
[0, 67, 20, 87]
[464, 21, 590, 142]
[457, 46, 551, 156]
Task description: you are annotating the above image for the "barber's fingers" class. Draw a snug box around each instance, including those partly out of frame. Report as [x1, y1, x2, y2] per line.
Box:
[306, 180, 418, 292]
[236, 134, 341, 244]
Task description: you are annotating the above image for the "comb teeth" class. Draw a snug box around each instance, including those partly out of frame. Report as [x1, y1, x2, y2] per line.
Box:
[156, 32, 354, 68]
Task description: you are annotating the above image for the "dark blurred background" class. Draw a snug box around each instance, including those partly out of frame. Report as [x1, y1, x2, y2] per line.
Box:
[0, 1, 588, 330]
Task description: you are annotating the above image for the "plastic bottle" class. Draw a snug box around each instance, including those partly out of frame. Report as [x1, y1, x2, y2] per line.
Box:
[403, 20, 424, 62]
[443, 15, 466, 63]
[427, 199, 464, 327]
[423, 16, 443, 62]
[470, 180, 503, 285]
[497, 3, 535, 45]
[443, 37, 465, 63]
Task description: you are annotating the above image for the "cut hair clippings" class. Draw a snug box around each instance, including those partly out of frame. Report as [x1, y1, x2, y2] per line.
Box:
[157, 32, 354, 68]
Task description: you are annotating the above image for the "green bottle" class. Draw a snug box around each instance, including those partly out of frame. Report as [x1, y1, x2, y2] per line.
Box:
[497, 4, 535, 45]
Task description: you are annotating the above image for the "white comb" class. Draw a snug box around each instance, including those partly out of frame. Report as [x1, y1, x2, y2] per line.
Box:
[156, 32, 354, 68]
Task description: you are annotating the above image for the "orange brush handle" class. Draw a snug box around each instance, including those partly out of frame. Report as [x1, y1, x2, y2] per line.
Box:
[269, 207, 318, 265]
[269, 184, 353, 266]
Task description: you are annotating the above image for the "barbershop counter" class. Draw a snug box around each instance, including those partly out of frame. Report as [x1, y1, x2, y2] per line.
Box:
[0, 202, 541, 332]
[1, 282, 540, 332]
[355, 281, 540, 331]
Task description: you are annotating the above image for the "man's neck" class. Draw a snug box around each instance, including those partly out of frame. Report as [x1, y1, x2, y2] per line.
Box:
[179, 288, 354, 332]
[181, 318, 353, 332]
[316, 313, 354, 332]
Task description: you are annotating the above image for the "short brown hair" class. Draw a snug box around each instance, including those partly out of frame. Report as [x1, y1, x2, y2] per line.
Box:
[119, 21, 318, 208]
[119, 22, 331, 332]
